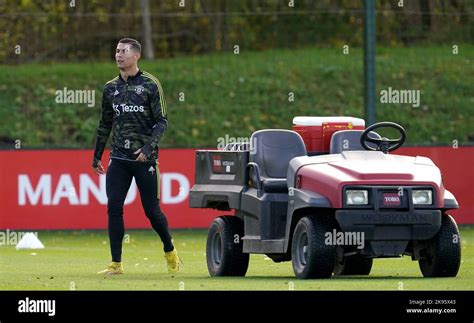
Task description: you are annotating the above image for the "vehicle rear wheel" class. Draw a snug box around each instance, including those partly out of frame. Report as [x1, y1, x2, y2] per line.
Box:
[419, 214, 461, 277]
[291, 216, 336, 279]
[334, 254, 373, 275]
[206, 216, 249, 276]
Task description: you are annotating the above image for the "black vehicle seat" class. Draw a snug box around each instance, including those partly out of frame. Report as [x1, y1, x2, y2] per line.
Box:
[329, 130, 381, 154]
[249, 130, 307, 193]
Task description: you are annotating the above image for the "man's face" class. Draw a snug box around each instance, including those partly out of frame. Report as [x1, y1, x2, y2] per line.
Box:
[115, 43, 140, 70]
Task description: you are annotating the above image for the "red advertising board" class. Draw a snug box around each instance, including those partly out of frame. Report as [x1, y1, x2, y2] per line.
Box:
[0, 149, 220, 230]
[0, 147, 472, 230]
[397, 146, 473, 224]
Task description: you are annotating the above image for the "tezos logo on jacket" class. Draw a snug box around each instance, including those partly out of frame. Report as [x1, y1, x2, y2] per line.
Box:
[113, 103, 144, 116]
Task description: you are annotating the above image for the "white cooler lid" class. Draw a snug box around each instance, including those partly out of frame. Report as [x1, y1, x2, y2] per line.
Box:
[293, 116, 365, 127]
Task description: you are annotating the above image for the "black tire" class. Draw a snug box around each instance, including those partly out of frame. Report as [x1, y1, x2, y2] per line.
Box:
[206, 216, 249, 277]
[291, 216, 336, 279]
[334, 255, 373, 275]
[419, 214, 461, 277]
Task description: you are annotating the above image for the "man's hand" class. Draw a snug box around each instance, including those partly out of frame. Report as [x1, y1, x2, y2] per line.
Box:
[134, 149, 147, 162]
[93, 161, 106, 175]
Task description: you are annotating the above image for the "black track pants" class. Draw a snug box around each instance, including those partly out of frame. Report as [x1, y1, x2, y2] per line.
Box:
[105, 158, 174, 262]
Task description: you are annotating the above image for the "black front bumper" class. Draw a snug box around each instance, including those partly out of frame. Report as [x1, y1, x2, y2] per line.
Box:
[335, 209, 441, 257]
[335, 209, 442, 241]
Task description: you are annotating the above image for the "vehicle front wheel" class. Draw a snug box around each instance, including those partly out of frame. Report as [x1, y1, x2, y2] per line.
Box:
[419, 214, 461, 277]
[206, 216, 249, 277]
[291, 216, 336, 279]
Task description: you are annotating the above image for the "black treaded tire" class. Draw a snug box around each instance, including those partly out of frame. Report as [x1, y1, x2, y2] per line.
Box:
[334, 255, 373, 276]
[419, 214, 461, 277]
[206, 216, 249, 276]
[291, 216, 336, 279]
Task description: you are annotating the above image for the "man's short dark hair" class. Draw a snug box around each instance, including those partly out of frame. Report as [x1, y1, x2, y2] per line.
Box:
[118, 38, 141, 53]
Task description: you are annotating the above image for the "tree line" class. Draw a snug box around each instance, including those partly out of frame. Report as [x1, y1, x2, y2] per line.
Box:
[0, 0, 471, 63]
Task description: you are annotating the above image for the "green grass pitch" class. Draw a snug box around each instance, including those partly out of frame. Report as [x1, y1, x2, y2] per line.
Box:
[1, 226, 472, 291]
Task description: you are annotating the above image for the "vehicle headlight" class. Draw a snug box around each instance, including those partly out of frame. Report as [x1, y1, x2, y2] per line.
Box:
[412, 190, 432, 205]
[346, 190, 368, 205]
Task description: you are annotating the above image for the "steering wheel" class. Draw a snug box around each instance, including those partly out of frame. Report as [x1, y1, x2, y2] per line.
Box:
[360, 122, 406, 153]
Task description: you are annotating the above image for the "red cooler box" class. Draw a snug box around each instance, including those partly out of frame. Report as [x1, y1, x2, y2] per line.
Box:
[292, 116, 365, 154]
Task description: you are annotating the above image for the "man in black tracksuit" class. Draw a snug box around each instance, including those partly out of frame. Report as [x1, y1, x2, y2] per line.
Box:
[93, 38, 182, 274]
